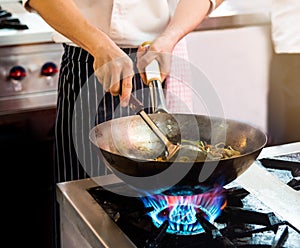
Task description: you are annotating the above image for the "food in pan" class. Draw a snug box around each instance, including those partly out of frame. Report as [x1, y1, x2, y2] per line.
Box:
[175, 140, 241, 162]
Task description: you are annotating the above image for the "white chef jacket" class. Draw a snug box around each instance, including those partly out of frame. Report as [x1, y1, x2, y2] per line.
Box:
[271, 0, 300, 53]
[22, 0, 178, 48]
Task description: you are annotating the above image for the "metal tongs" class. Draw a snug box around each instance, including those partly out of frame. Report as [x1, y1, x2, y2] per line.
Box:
[128, 51, 200, 161]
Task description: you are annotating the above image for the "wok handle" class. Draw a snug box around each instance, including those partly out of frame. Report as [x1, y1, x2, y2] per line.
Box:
[129, 60, 168, 114]
[142, 41, 168, 113]
[149, 79, 168, 114]
[119, 76, 144, 114]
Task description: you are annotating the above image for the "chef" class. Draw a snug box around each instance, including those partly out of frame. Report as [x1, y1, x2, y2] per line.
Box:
[22, 0, 223, 183]
[21, 0, 224, 247]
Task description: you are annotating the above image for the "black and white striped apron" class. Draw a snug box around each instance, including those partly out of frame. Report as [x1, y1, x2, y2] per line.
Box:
[54, 44, 153, 183]
[52, 45, 157, 248]
[52, 42, 191, 248]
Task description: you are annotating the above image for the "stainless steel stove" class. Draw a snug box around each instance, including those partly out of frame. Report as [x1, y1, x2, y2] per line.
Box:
[0, 0, 63, 115]
[0, 2, 63, 247]
[56, 142, 300, 248]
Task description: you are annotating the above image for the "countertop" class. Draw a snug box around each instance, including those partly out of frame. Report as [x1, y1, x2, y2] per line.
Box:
[0, 0, 271, 47]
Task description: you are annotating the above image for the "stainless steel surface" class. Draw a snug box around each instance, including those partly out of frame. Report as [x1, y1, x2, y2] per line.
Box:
[0, 1, 63, 115]
[56, 142, 299, 248]
[196, 0, 271, 31]
[0, 43, 63, 115]
[149, 80, 168, 113]
[197, 12, 270, 31]
[0, 91, 58, 115]
[57, 175, 136, 248]
[236, 143, 300, 231]
[258, 142, 300, 159]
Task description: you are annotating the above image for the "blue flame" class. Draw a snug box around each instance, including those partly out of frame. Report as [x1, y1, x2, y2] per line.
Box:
[140, 188, 226, 235]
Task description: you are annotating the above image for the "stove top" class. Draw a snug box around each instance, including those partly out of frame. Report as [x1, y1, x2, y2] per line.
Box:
[0, 1, 54, 46]
[87, 179, 299, 248]
[56, 142, 300, 248]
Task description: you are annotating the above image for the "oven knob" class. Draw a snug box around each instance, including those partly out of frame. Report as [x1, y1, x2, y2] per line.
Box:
[41, 62, 59, 86]
[8, 65, 27, 91]
[9, 65, 27, 80]
[41, 62, 58, 77]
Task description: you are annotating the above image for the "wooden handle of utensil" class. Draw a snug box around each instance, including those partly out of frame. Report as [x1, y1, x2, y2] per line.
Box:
[119, 79, 144, 114]
[128, 94, 173, 149]
[128, 94, 144, 114]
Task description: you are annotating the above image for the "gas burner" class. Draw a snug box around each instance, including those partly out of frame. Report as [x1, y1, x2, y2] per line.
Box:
[0, 6, 28, 30]
[87, 179, 300, 248]
[139, 187, 226, 235]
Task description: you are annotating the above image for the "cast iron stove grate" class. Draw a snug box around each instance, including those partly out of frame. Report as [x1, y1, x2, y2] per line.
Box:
[0, 5, 28, 30]
[87, 183, 299, 248]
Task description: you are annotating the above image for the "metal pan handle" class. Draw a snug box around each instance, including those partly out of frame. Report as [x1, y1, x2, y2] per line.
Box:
[144, 54, 168, 114]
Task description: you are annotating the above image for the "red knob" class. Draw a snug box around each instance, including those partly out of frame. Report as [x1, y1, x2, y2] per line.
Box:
[41, 62, 58, 76]
[9, 65, 26, 80]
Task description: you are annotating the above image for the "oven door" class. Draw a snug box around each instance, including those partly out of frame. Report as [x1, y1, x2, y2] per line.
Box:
[0, 107, 57, 247]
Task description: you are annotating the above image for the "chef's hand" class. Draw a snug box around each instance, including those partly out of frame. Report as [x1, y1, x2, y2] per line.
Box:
[93, 45, 134, 107]
[137, 37, 175, 85]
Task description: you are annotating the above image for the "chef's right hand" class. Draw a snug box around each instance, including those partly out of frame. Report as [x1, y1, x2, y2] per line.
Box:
[93, 45, 134, 107]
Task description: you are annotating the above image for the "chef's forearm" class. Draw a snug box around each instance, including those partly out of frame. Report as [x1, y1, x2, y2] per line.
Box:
[161, 0, 224, 46]
[26, 0, 117, 58]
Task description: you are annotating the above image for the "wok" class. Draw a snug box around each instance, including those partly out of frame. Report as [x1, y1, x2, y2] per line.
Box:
[89, 113, 267, 194]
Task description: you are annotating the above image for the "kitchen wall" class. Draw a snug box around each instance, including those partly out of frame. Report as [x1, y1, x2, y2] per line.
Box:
[186, 26, 272, 133]
[185, 0, 272, 134]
